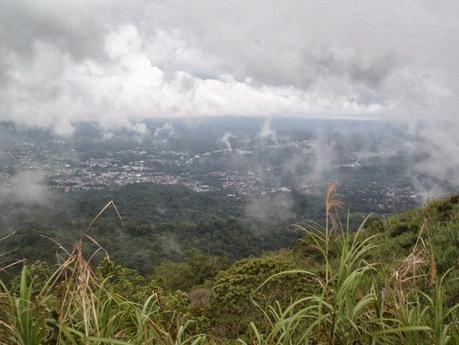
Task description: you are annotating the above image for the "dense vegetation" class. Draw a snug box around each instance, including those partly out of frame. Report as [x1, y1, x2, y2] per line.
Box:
[1, 188, 458, 344]
[0, 183, 321, 274]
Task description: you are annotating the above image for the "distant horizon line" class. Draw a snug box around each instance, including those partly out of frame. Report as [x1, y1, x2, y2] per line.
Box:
[0, 115, 388, 128]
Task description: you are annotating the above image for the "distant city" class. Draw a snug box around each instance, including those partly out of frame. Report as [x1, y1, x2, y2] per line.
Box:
[0, 117, 455, 214]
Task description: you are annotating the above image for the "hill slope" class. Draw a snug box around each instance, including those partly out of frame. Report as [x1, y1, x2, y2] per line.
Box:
[1, 193, 458, 343]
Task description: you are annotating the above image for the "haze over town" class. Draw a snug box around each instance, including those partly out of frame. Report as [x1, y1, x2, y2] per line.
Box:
[1, 0, 459, 264]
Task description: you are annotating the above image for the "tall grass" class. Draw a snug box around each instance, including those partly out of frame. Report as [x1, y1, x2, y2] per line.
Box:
[0, 238, 208, 344]
[244, 186, 459, 345]
[0, 231, 22, 273]
[0, 266, 43, 345]
[0, 202, 207, 345]
[1, 193, 458, 344]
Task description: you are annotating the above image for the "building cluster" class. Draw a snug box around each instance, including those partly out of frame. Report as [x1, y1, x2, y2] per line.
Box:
[0, 140, 422, 212]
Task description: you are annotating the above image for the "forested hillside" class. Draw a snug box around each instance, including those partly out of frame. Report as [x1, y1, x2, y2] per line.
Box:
[0, 183, 323, 273]
[1, 190, 458, 344]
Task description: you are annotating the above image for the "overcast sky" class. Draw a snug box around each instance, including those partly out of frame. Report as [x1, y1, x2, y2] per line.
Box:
[0, 0, 458, 135]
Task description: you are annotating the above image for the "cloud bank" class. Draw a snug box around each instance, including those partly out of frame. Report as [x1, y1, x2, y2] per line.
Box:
[1, 0, 458, 197]
[1, 0, 458, 136]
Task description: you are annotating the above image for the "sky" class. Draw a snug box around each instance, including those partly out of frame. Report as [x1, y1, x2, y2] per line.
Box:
[0, 0, 458, 136]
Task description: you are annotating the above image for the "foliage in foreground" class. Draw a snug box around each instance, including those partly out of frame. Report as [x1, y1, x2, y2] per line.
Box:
[1, 189, 459, 344]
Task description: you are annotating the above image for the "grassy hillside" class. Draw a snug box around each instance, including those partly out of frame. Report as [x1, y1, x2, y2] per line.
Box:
[1, 190, 458, 344]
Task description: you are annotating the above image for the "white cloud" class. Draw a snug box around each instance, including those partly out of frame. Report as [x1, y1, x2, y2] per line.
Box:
[1, 24, 390, 136]
[1, 0, 458, 198]
[0, 0, 457, 135]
